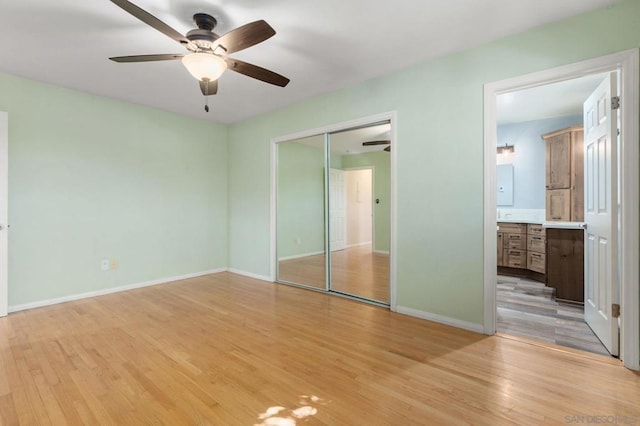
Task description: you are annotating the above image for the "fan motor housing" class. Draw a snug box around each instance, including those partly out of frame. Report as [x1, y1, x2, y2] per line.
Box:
[187, 14, 219, 50]
[186, 29, 219, 49]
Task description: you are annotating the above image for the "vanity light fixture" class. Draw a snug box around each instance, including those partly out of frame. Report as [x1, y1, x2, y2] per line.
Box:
[496, 143, 515, 154]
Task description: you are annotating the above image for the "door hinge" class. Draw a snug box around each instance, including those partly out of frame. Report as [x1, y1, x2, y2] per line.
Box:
[612, 96, 620, 110]
[612, 303, 621, 318]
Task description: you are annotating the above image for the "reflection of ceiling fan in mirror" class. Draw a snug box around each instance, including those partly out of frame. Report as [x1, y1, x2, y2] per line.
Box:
[108, 0, 290, 111]
[362, 140, 391, 152]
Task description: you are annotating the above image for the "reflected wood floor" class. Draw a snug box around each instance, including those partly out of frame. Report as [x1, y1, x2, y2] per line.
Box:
[278, 244, 390, 303]
[1, 272, 639, 425]
[497, 275, 610, 356]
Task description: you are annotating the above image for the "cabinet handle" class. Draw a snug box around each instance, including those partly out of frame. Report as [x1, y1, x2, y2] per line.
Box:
[531, 253, 542, 259]
[552, 216, 561, 220]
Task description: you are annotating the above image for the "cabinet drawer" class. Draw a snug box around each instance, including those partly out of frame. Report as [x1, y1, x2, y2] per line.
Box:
[504, 249, 526, 268]
[527, 235, 546, 253]
[527, 224, 545, 236]
[503, 233, 526, 250]
[527, 251, 546, 274]
[498, 223, 526, 233]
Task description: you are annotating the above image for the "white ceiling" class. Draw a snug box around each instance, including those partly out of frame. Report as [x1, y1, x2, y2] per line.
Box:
[497, 72, 608, 125]
[294, 123, 391, 155]
[0, 0, 620, 124]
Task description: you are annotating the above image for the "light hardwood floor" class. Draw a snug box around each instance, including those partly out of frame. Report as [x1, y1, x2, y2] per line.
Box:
[278, 244, 390, 303]
[1, 272, 639, 425]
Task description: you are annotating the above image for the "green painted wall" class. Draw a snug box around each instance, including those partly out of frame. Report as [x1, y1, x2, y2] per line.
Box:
[227, 0, 640, 325]
[341, 152, 390, 253]
[0, 73, 228, 306]
[277, 141, 325, 259]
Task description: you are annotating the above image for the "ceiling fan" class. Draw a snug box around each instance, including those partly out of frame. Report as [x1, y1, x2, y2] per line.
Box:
[362, 140, 391, 152]
[108, 0, 290, 111]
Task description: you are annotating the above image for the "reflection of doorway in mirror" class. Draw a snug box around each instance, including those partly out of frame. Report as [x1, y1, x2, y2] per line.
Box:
[329, 168, 347, 252]
[345, 168, 373, 250]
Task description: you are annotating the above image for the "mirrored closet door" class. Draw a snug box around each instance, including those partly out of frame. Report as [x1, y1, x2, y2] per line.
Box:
[276, 135, 327, 290]
[327, 123, 390, 303]
[276, 121, 391, 305]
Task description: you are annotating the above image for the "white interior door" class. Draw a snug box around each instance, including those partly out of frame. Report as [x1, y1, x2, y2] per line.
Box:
[0, 112, 8, 317]
[345, 169, 373, 247]
[583, 73, 618, 356]
[329, 168, 346, 251]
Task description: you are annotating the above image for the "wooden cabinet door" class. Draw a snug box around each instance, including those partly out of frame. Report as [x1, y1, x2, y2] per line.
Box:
[546, 189, 571, 221]
[545, 132, 571, 189]
[546, 228, 584, 303]
[497, 232, 504, 266]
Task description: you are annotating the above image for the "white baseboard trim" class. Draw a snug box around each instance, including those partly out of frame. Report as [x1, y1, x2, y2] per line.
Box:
[395, 305, 484, 334]
[346, 241, 372, 248]
[8, 268, 227, 313]
[373, 250, 390, 255]
[227, 268, 273, 283]
[277, 250, 325, 261]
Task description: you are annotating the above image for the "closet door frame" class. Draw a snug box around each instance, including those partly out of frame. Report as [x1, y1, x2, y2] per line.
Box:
[270, 111, 398, 310]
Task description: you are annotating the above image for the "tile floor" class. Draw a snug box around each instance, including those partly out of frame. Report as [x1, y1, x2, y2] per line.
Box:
[497, 275, 611, 357]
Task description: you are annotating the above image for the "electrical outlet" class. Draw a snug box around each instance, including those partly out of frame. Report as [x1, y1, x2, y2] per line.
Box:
[110, 259, 119, 269]
[295, 237, 302, 245]
[101, 259, 109, 271]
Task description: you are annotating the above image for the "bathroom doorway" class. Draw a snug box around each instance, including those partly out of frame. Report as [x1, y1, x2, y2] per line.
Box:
[483, 50, 639, 369]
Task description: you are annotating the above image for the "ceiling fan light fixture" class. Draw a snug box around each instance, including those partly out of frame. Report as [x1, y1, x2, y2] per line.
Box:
[182, 53, 227, 81]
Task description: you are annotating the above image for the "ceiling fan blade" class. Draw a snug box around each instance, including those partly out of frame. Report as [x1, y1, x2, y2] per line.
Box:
[225, 58, 290, 87]
[109, 54, 184, 63]
[214, 20, 276, 54]
[362, 140, 391, 146]
[110, 0, 192, 47]
[199, 79, 219, 96]
[384, 146, 391, 152]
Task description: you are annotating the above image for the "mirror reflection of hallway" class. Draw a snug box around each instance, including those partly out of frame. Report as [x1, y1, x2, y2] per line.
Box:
[328, 124, 390, 303]
[329, 168, 389, 302]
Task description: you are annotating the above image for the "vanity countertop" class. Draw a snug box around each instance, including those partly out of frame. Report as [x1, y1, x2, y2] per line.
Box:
[497, 218, 544, 225]
[542, 221, 586, 229]
[497, 218, 586, 229]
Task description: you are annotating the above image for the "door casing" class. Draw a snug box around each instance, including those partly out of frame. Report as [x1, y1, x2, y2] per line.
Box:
[483, 49, 640, 370]
[0, 111, 8, 317]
